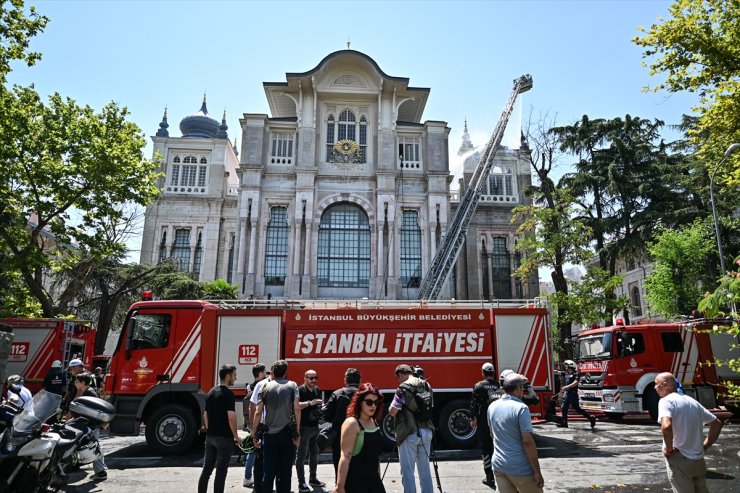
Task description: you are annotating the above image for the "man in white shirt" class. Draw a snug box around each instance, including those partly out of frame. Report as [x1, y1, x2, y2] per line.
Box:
[654, 372, 724, 493]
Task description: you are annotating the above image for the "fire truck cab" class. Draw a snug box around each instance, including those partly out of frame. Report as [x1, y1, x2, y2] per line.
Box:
[575, 319, 740, 420]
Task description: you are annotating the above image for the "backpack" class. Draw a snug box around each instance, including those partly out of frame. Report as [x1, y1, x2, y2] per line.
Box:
[401, 379, 433, 423]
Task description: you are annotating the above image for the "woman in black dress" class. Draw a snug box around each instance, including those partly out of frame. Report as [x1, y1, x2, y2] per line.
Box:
[333, 383, 385, 493]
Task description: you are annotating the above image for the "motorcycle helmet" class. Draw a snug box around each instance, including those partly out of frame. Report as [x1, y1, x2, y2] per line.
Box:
[563, 360, 577, 369]
[75, 440, 102, 465]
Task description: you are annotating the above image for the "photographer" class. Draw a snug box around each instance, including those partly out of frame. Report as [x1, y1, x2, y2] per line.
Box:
[296, 370, 326, 492]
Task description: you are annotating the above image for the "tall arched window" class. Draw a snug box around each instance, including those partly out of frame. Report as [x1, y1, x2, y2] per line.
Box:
[158, 230, 168, 262]
[630, 285, 643, 317]
[264, 207, 289, 286]
[400, 211, 422, 288]
[491, 237, 512, 298]
[171, 229, 191, 272]
[481, 239, 490, 300]
[227, 234, 236, 284]
[318, 203, 370, 287]
[193, 231, 203, 276]
[485, 166, 517, 202]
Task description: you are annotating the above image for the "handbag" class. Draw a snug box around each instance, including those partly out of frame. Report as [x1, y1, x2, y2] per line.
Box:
[316, 426, 338, 452]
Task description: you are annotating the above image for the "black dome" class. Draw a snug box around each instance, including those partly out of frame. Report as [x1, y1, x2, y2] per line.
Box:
[179, 97, 219, 138]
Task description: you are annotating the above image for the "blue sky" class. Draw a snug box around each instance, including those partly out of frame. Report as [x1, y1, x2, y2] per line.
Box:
[9, 0, 695, 261]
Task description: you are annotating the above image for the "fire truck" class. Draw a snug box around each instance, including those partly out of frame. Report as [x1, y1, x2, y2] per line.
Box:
[107, 299, 554, 454]
[0, 318, 97, 393]
[574, 319, 740, 420]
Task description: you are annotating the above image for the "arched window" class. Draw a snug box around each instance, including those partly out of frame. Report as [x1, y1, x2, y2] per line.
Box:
[171, 229, 191, 272]
[227, 234, 236, 284]
[486, 166, 517, 202]
[400, 211, 422, 288]
[264, 207, 289, 286]
[318, 203, 370, 287]
[200, 157, 207, 164]
[630, 285, 643, 317]
[158, 230, 167, 262]
[491, 237, 512, 298]
[326, 110, 367, 163]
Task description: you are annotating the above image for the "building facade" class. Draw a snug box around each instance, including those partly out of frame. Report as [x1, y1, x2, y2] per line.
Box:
[140, 50, 538, 300]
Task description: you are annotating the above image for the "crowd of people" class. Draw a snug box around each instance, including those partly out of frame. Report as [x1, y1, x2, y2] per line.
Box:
[197, 360, 725, 493]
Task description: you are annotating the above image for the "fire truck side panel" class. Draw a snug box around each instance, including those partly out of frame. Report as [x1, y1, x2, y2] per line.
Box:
[215, 314, 282, 390]
[492, 311, 551, 389]
[283, 308, 492, 391]
[705, 330, 740, 381]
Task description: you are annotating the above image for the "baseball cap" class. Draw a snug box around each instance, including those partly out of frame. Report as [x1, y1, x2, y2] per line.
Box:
[68, 358, 83, 368]
[499, 369, 515, 380]
[481, 362, 495, 373]
[51, 360, 62, 368]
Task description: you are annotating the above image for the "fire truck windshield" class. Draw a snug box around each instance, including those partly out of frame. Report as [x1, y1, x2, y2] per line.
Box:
[578, 332, 613, 361]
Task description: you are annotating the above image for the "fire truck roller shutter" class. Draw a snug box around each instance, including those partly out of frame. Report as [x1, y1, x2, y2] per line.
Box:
[493, 314, 551, 390]
[216, 316, 281, 388]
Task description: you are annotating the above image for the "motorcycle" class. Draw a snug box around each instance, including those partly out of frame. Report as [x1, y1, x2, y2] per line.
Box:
[0, 390, 115, 492]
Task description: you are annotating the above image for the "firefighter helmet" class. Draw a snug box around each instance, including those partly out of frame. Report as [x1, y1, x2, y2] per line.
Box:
[563, 360, 577, 369]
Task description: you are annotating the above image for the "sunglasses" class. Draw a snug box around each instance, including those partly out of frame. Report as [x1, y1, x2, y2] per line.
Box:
[362, 398, 380, 407]
[306, 376, 318, 380]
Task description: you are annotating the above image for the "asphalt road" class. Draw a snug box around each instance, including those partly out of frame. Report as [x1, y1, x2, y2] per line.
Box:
[63, 415, 739, 493]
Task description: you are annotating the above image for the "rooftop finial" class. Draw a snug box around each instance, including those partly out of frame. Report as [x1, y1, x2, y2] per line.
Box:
[217, 108, 229, 139]
[233, 137, 239, 156]
[347, 37, 350, 50]
[156, 105, 169, 137]
[464, 118, 468, 133]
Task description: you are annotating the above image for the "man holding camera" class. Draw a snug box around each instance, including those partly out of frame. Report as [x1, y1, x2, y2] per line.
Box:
[253, 360, 301, 493]
[296, 370, 325, 493]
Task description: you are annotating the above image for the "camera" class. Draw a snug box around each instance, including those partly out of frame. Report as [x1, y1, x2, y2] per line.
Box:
[413, 365, 425, 379]
[253, 422, 268, 441]
[309, 406, 323, 422]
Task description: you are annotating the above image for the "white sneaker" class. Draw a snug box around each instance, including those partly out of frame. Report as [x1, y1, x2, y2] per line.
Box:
[243, 478, 254, 488]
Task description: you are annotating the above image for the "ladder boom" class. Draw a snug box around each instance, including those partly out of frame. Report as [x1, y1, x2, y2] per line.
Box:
[417, 75, 533, 300]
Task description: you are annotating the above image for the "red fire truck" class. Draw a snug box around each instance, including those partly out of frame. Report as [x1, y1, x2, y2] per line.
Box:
[107, 299, 554, 454]
[0, 318, 97, 393]
[574, 319, 740, 420]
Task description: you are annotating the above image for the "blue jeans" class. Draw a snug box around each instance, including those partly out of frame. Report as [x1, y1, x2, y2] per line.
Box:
[198, 435, 235, 493]
[262, 428, 295, 493]
[398, 428, 433, 493]
[244, 451, 256, 480]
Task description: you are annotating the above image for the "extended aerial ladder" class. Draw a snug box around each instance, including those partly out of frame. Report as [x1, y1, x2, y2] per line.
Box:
[417, 75, 533, 300]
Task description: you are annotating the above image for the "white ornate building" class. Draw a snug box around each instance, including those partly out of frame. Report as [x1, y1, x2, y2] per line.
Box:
[140, 50, 538, 300]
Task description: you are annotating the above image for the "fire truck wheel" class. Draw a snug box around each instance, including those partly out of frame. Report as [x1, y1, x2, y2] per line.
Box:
[644, 386, 659, 421]
[379, 410, 397, 451]
[438, 399, 476, 449]
[145, 404, 197, 455]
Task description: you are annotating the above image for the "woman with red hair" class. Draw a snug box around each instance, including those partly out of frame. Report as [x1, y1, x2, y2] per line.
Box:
[333, 383, 385, 493]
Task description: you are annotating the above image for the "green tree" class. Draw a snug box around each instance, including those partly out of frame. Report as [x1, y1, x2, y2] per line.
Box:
[0, 0, 48, 83]
[202, 279, 238, 300]
[634, 0, 740, 180]
[698, 256, 740, 404]
[560, 269, 627, 327]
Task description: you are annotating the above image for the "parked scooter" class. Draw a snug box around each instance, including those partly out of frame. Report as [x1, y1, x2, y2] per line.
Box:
[0, 390, 115, 492]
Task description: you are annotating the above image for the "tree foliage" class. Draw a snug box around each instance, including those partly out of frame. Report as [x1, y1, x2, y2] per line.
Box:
[698, 255, 740, 402]
[202, 279, 238, 300]
[0, 3, 161, 317]
[635, 0, 740, 182]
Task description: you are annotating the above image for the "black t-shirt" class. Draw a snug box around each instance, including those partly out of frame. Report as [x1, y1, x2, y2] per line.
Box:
[205, 385, 236, 438]
[298, 384, 321, 427]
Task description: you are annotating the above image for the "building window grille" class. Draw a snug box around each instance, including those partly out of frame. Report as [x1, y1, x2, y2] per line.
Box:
[491, 237, 512, 298]
[264, 207, 289, 286]
[270, 132, 295, 165]
[484, 166, 517, 203]
[171, 229, 191, 272]
[400, 210, 422, 288]
[398, 137, 421, 169]
[317, 203, 370, 287]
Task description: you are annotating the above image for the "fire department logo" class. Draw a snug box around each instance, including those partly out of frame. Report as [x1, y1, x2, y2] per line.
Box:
[478, 312, 485, 320]
[134, 357, 153, 375]
[295, 314, 302, 321]
[630, 358, 637, 368]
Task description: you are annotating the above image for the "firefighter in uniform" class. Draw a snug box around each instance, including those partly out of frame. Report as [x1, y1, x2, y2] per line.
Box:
[559, 360, 596, 428]
[469, 362, 500, 489]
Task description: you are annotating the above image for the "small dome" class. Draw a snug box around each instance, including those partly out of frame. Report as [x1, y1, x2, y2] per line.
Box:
[179, 95, 219, 138]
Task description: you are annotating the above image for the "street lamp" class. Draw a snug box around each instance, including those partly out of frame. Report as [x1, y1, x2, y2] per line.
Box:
[710, 143, 740, 275]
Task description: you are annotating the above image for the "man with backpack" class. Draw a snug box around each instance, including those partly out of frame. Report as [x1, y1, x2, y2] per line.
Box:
[321, 367, 361, 479]
[470, 362, 500, 490]
[389, 364, 434, 493]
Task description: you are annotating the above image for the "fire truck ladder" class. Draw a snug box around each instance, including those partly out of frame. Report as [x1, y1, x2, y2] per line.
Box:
[416, 74, 533, 301]
[61, 321, 75, 367]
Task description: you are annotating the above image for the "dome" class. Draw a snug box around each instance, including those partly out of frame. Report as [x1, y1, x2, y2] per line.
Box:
[179, 96, 220, 138]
